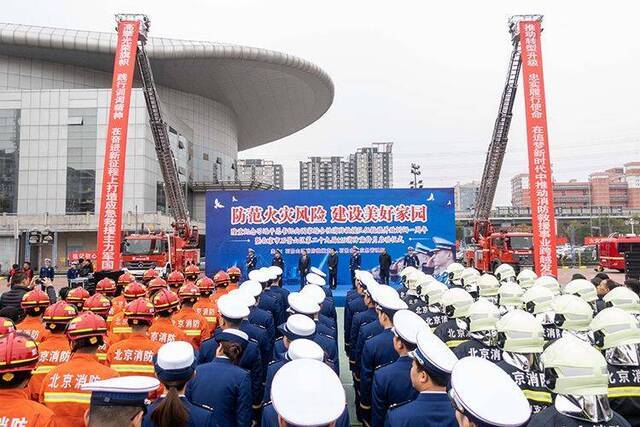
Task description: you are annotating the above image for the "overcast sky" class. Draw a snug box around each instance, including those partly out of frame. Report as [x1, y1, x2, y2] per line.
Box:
[4, 0, 640, 205]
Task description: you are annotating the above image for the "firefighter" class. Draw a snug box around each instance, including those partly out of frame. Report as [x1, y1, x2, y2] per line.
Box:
[107, 272, 136, 326]
[399, 272, 430, 318]
[603, 286, 640, 316]
[460, 267, 480, 299]
[108, 281, 147, 344]
[106, 297, 161, 378]
[17, 289, 50, 344]
[142, 268, 159, 285]
[0, 332, 55, 426]
[148, 288, 188, 345]
[344, 271, 368, 355]
[95, 277, 117, 298]
[212, 270, 232, 305]
[255, 269, 286, 327]
[184, 264, 200, 282]
[349, 276, 379, 359]
[147, 276, 168, 299]
[66, 286, 90, 311]
[551, 294, 594, 343]
[172, 282, 210, 348]
[40, 311, 119, 427]
[590, 307, 640, 425]
[434, 288, 473, 349]
[495, 310, 551, 413]
[516, 269, 537, 289]
[300, 283, 337, 327]
[28, 300, 77, 401]
[564, 278, 600, 312]
[494, 263, 517, 285]
[478, 273, 500, 305]
[0, 316, 16, 334]
[445, 262, 465, 288]
[227, 266, 242, 289]
[453, 298, 502, 362]
[193, 276, 218, 331]
[498, 281, 525, 315]
[417, 279, 449, 330]
[534, 275, 561, 296]
[287, 292, 336, 340]
[397, 267, 418, 299]
[82, 294, 113, 366]
[522, 286, 561, 341]
[528, 335, 630, 426]
[166, 270, 185, 291]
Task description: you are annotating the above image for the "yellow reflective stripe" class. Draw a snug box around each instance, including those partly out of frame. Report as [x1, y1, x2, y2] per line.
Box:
[609, 386, 640, 398]
[32, 365, 54, 375]
[112, 327, 132, 333]
[44, 391, 91, 404]
[110, 364, 155, 373]
[205, 316, 216, 322]
[184, 330, 201, 336]
[446, 339, 467, 348]
[97, 353, 107, 361]
[523, 389, 552, 403]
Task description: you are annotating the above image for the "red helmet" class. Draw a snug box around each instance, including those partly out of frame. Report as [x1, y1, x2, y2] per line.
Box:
[117, 272, 136, 286]
[96, 277, 117, 296]
[147, 277, 168, 293]
[143, 269, 160, 282]
[167, 271, 185, 288]
[83, 293, 112, 317]
[66, 311, 107, 342]
[124, 297, 155, 324]
[227, 266, 241, 281]
[196, 276, 215, 294]
[151, 289, 180, 314]
[185, 264, 200, 277]
[214, 271, 230, 286]
[0, 332, 39, 374]
[66, 287, 90, 308]
[178, 283, 201, 303]
[42, 301, 77, 330]
[122, 282, 147, 301]
[21, 289, 50, 313]
[0, 317, 15, 335]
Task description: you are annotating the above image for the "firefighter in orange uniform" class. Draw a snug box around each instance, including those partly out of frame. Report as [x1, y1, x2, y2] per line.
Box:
[107, 272, 136, 326]
[148, 289, 188, 345]
[142, 268, 159, 285]
[212, 271, 232, 305]
[17, 289, 50, 344]
[108, 281, 147, 345]
[184, 264, 200, 282]
[172, 283, 210, 348]
[40, 311, 119, 427]
[0, 332, 56, 427]
[106, 297, 161, 378]
[65, 286, 90, 311]
[0, 316, 16, 334]
[28, 300, 77, 401]
[227, 266, 241, 290]
[95, 277, 117, 298]
[147, 277, 168, 299]
[166, 270, 185, 291]
[193, 276, 218, 331]
[82, 293, 113, 365]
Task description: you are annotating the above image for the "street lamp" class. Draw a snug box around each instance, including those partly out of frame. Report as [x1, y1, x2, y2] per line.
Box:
[410, 163, 423, 188]
[625, 218, 638, 235]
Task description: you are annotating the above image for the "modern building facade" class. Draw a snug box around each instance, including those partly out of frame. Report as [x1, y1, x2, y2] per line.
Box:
[0, 22, 333, 271]
[299, 142, 393, 190]
[454, 181, 480, 213]
[235, 159, 284, 189]
[511, 162, 640, 209]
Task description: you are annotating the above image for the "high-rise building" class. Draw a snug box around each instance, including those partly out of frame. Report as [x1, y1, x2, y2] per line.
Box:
[454, 181, 480, 213]
[511, 162, 640, 209]
[299, 142, 393, 189]
[235, 159, 284, 189]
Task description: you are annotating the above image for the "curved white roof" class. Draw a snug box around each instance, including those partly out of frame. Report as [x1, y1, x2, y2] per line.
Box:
[0, 23, 334, 150]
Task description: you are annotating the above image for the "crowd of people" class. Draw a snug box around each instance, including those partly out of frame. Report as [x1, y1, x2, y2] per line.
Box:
[0, 259, 638, 426]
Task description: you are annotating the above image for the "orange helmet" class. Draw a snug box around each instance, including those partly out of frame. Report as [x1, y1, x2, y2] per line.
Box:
[143, 269, 160, 283]
[83, 293, 112, 317]
[42, 301, 77, 331]
[66, 311, 107, 342]
[96, 277, 117, 296]
[167, 271, 185, 288]
[124, 297, 155, 325]
[184, 264, 200, 278]
[196, 276, 215, 295]
[21, 289, 50, 313]
[178, 283, 200, 303]
[66, 287, 90, 309]
[214, 271, 230, 286]
[147, 277, 168, 294]
[227, 266, 241, 282]
[117, 272, 136, 286]
[122, 282, 147, 301]
[0, 317, 15, 335]
[0, 332, 39, 375]
[152, 289, 180, 314]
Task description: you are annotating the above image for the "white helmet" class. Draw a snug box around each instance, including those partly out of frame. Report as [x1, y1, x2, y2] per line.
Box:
[534, 276, 560, 296]
[441, 288, 473, 319]
[400, 266, 418, 284]
[516, 269, 538, 289]
[563, 279, 598, 304]
[590, 307, 640, 350]
[603, 287, 640, 314]
[446, 263, 465, 285]
[407, 271, 429, 292]
[420, 280, 448, 306]
[495, 310, 545, 354]
[461, 268, 480, 286]
[522, 286, 554, 315]
[468, 299, 500, 332]
[540, 335, 609, 396]
[478, 274, 500, 297]
[498, 282, 524, 308]
[494, 264, 516, 283]
[551, 294, 593, 332]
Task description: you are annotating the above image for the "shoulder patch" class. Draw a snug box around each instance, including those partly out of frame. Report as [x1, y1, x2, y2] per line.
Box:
[375, 360, 394, 370]
[389, 399, 412, 410]
[193, 402, 214, 412]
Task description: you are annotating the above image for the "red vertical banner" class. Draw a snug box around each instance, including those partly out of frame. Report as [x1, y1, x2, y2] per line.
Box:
[519, 20, 558, 277]
[96, 21, 140, 271]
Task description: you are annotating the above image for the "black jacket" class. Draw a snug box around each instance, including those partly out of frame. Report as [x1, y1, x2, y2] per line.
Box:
[379, 253, 392, 271]
[272, 257, 284, 269]
[298, 255, 311, 274]
[0, 285, 31, 312]
[328, 254, 338, 270]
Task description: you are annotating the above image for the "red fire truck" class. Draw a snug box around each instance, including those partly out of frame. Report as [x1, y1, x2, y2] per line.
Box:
[597, 234, 640, 272]
[464, 221, 535, 273]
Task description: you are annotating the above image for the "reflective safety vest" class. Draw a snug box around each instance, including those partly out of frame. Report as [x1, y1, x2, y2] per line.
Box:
[40, 353, 119, 427]
[108, 311, 132, 344]
[106, 295, 126, 327]
[16, 316, 50, 344]
[193, 297, 219, 332]
[172, 307, 210, 348]
[147, 316, 188, 345]
[0, 388, 55, 427]
[28, 334, 72, 401]
[106, 333, 161, 376]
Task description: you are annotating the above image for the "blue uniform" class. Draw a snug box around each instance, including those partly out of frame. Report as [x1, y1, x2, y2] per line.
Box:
[143, 396, 216, 427]
[271, 335, 339, 373]
[187, 357, 252, 427]
[320, 297, 337, 320]
[249, 305, 275, 343]
[434, 319, 469, 349]
[349, 308, 378, 361]
[344, 293, 367, 352]
[261, 403, 350, 427]
[371, 356, 418, 427]
[354, 321, 384, 375]
[39, 266, 55, 280]
[402, 253, 419, 268]
[384, 392, 457, 427]
[259, 290, 286, 329]
[240, 320, 271, 373]
[316, 316, 337, 340]
[360, 328, 399, 423]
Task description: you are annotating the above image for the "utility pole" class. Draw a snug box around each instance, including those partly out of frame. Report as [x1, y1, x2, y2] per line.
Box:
[625, 218, 638, 235]
[410, 163, 423, 189]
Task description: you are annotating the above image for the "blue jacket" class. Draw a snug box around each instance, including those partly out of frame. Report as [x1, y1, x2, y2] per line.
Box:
[66, 268, 79, 280]
[372, 356, 418, 427]
[354, 321, 384, 375]
[240, 320, 271, 374]
[39, 266, 55, 280]
[320, 297, 337, 320]
[187, 357, 252, 427]
[402, 254, 419, 268]
[316, 317, 337, 340]
[385, 392, 457, 427]
[143, 396, 216, 427]
[259, 290, 285, 328]
[349, 307, 378, 359]
[360, 328, 399, 420]
[344, 294, 367, 351]
[261, 403, 350, 427]
[249, 305, 275, 343]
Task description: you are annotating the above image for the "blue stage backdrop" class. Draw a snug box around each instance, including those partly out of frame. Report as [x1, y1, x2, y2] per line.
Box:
[205, 188, 455, 289]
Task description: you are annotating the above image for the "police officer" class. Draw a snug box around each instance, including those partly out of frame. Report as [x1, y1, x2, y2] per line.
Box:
[345, 271, 369, 354]
[551, 294, 594, 343]
[350, 246, 362, 288]
[448, 356, 532, 427]
[252, 269, 286, 328]
[298, 250, 311, 289]
[239, 280, 275, 343]
[522, 286, 561, 341]
[371, 310, 429, 427]
[301, 282, 337, 323]
[272, 313, 337, 371]
[328, 247, 339, 289]
[246, 248, 258, 273]
[453, 298, 502, 363]
[287, 291, 337, 340]
[271, 249, 284, 270]
[495, 310, 551, 413]
[385, 330, 458, 427]
[529, 335, 631, 426]
[591, 307, 640, 425]
[403, 247, 419, 269]
[498, 281, 524, 315]
[445, 262, 465, 288]
[434, 288, 473, 349]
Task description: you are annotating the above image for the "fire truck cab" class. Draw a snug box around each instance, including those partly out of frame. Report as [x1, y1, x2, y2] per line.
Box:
[121, 231, 199, 278]
[597, 234, 640, 272]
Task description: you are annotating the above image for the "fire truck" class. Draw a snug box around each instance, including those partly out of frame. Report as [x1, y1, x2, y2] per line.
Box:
[116, 15, 200, 277]
[463, 16, 537, 273]
[596, 234, 640, 272]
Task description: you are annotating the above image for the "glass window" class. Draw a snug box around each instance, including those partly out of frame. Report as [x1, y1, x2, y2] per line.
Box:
[0, 109, 20, 213]
[508, 236, 534, 250]
[66, 108, 96, 213]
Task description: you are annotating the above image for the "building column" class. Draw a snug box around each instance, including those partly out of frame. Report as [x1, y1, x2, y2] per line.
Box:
[52, 232, 59, 269]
